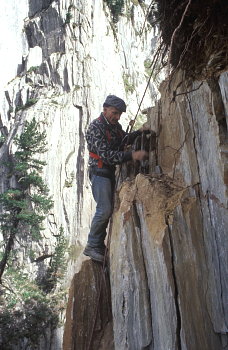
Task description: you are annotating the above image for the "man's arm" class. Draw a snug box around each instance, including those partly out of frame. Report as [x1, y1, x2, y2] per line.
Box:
[86, 124, 147, 165]
[121, 121, 152, 146]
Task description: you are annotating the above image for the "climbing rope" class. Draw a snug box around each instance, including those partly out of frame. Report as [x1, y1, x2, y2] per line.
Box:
[140, 0, 155, 38]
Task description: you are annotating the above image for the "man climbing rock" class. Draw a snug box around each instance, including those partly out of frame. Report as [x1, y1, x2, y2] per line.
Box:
[83, 95, 149, 262]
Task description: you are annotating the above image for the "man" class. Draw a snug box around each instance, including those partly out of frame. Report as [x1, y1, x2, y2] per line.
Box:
[83, 95, 149, 262]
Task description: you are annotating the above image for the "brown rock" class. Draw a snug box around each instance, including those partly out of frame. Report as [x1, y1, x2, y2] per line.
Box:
[63, 260, 114, 350]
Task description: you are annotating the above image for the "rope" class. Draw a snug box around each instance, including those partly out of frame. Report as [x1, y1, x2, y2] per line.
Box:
[127, 60, 155, 134]
[139, 0, 155, 37]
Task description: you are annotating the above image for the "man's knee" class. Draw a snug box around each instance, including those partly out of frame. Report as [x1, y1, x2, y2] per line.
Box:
[97, 206, 112, 220]
[102, 206, 112, 220]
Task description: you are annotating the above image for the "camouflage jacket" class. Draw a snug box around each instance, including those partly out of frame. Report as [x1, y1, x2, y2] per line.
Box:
[86, 113, 141, 169]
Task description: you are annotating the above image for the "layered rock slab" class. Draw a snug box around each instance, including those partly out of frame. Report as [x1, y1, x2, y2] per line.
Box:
[63, 259, 114, 350]
[110, 174, 227, 350]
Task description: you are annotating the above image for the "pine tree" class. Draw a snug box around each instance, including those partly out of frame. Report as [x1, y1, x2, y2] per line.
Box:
[0, 118, 53, 281]
[0, 119, 68, 348]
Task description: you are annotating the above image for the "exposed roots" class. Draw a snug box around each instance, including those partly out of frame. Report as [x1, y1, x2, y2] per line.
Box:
[148, 0, 228, 79]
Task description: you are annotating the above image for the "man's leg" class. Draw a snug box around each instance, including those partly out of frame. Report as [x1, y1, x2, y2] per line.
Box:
[84, 174, 113, 261]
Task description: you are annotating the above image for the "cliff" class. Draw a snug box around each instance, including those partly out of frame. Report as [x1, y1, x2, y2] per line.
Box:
[0, 0, 156, 349]
[0, 0, 228, 349]
[64, 72, 228, 350]
[109, 71, 228, 349]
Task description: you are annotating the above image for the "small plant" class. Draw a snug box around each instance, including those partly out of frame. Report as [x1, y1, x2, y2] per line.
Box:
[27, 66, 39, 74]
[51, 100, 59, 105]
[144, 58, 152, 76]
[64, 180, 73, 187]
[38, 226, 68, 293]
[125, 8, 131, 20]
[144, 58, 162, 84]
[0, 135, 6, 147]
[123, 73, 135, 94]
[130, 0, 139, 5]
[65, 5, 74, 24]
[65, 12, 72, 24]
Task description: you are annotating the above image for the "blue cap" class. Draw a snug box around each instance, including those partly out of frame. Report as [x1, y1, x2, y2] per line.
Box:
[103, 95, 126, 112]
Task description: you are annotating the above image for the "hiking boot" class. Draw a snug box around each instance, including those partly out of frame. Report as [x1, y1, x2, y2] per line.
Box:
[83, 245, 105, 263]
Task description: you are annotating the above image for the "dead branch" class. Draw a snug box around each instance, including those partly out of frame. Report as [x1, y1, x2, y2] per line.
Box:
[140, 0, 156, 37]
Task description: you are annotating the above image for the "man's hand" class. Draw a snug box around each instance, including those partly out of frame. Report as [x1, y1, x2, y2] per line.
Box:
[139, 122, 150, 132]
[132, 150, 149, 161]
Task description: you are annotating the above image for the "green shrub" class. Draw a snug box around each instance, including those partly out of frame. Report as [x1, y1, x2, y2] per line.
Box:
[0, 264, 62, 349]
[65, 5, 74, 24]
[0, 135, 6, 147]
[27, 66, 39, 74]
[38, 226, 68, 293]
[144, 58, 152, 76]
[123, 73, 135, 94]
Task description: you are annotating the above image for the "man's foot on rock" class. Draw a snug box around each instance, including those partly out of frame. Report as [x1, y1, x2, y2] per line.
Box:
[83, 246, 105, 263]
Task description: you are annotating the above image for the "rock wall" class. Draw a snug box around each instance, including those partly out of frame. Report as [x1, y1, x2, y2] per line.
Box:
[0, 0, 155, 260]
[63, 259, 113, 350]
[109, 71, 228, 349]
[1, 0, 227, 349]
[0, 0, 156, 349]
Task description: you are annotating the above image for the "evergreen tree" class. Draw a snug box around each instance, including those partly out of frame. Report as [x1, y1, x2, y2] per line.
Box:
[0, 118, 53, 281]
[0, 118, 67, 348]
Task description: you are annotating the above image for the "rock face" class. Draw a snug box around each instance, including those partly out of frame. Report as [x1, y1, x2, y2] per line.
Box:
[63, 258, 113, 350]
[0, 1, 156, 349]
[0, 0, 155, 254]
[1, 0, 228, 349]
[109, 72, 228, 349]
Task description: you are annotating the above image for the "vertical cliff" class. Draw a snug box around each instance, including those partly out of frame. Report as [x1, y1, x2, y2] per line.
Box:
[0, 0, 155, 248]
[107, 2, 228, 348]
[64, 70, 228, 350]
[110, 71, 228, 350]
[0, 0, 156, 349]
[1, 0, 228, 349]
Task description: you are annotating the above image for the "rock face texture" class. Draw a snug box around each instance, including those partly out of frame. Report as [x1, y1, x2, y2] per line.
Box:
[63, 258, 113, 350]
[65, 71, 228, 350]
[109, 72, 228, 350]
[1, 0, 228, 350]
[0, 1, 155, 349]
[0, 0, 154, 256]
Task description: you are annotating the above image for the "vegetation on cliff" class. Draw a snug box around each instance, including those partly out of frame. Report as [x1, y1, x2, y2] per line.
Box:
[149, 0, 228, 78]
